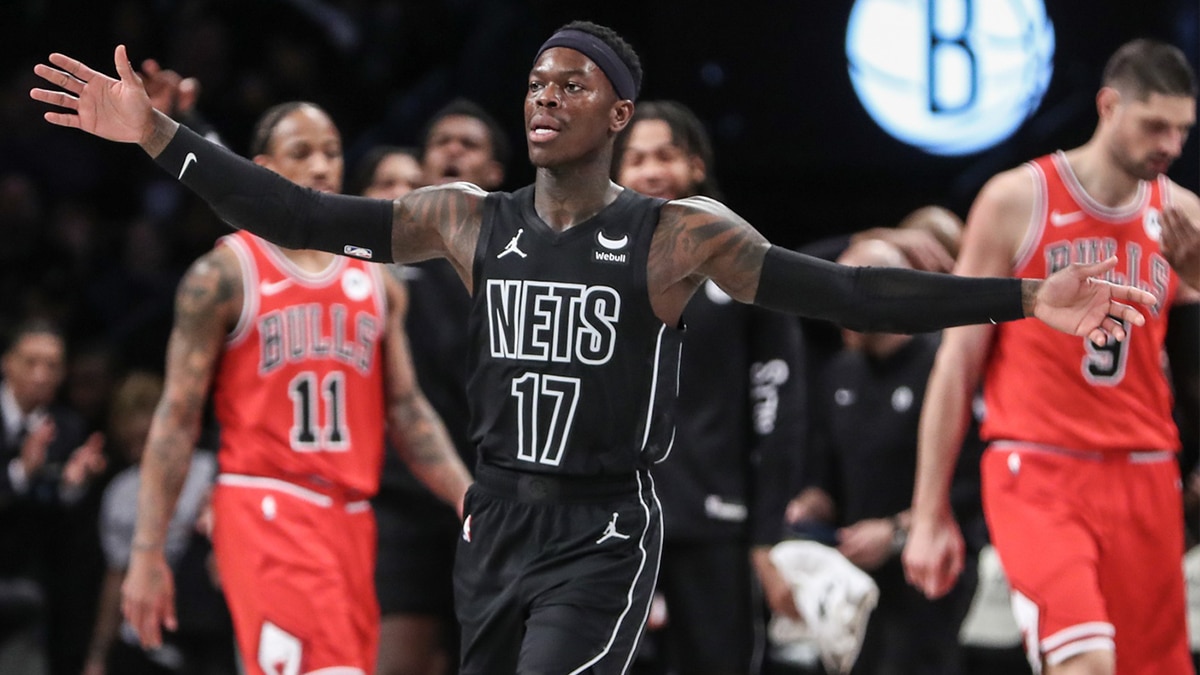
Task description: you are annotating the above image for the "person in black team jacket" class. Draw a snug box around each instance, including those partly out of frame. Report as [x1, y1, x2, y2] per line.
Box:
[34, 21, 1158, 675]
[613, 100, 803, 675]
[350, 98, 510, 675]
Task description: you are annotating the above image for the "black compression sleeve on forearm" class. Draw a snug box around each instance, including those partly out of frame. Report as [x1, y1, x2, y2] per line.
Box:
[153, 123, 395, 263]
[753, 245, 1025, 333]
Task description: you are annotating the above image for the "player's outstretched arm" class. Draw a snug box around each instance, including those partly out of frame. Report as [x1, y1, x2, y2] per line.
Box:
[658, 199, 1156, 337]
[31, 46, 484, 271]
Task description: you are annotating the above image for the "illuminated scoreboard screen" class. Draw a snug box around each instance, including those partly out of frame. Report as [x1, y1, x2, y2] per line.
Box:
[620, 0, 1198, 245]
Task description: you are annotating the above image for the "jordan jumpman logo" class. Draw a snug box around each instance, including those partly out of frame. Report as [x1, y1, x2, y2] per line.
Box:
[498, 228, 527, 259]
[596, 512, 631, 544]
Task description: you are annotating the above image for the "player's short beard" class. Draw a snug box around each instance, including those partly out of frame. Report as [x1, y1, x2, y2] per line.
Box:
[1112, 145, 1164, 182]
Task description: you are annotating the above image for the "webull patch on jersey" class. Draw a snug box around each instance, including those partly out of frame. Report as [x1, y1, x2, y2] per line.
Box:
[593, 229, 630, 265]
[592, 249, 628, 265]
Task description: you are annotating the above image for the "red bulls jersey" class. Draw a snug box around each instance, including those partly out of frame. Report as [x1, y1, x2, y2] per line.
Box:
[980, 152, 1180, 452]
[213, 231, 388, 496]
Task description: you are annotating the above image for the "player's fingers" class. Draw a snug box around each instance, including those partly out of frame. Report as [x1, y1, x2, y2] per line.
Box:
[927, 246, 956, 273]
[122, 599, 158, 648]
[164, 602, 178, 632]
[1115, 285, 1157, 307]
[41, 110, 82, 129]
[1087, 328, 1109, 347]
[903, 559, 927, 590]
[30, 87, 79, 110]
[32, 63, 85, 94]
[114, 45, 140, 85]
[48, 52, 102, 84]
[141, 58, 161, 76]
[1108, 299, 1148, 326]
[1102, 315, 1127, 342]
[1074, 255, 1119, 278]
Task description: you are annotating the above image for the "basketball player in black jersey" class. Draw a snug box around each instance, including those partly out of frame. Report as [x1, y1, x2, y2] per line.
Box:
[34, 20, 1158, 675]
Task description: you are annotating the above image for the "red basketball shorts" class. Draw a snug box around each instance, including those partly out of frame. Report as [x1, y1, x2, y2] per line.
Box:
[211, 475, 379, 675]
[981, 443, 1189, 675]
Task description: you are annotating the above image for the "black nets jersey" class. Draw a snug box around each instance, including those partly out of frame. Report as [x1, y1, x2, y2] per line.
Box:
[468, 185, 680, 477]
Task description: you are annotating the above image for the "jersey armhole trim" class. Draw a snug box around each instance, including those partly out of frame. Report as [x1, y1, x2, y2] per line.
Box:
[1012, 162, 1046, 273]
[221, 234, 258, 346]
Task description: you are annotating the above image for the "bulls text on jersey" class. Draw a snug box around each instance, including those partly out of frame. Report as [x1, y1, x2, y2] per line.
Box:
[258, 303, 382, 374]
[1044, 238, 1171, 316]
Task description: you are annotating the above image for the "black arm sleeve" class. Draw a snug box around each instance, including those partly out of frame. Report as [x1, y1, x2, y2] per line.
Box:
[154, 124, 395, 263]
[753, 245, 1025, 333]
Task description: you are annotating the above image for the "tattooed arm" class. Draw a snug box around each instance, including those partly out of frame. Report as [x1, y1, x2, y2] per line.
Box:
[381, 271, 472, 516]
[122, 245, 239, 650]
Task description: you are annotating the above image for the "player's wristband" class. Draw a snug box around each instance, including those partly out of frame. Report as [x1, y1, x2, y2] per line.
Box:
[154, 124, 395, 263]
[754, 245, 1024, 333]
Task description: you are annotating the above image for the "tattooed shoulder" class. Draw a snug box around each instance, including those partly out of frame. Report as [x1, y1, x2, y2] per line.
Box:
[176, 248, 241, 327]
[654, 198, 769, 281]
[395, 183, 487, 267]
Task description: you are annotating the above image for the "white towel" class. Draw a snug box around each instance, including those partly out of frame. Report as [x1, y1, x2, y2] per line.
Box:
[768, 540, 879, 675]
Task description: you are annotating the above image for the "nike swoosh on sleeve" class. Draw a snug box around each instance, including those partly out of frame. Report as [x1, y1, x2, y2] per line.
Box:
[178, 152, 197, 180]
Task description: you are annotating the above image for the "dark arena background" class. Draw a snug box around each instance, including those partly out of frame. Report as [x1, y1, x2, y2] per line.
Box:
[3, 0, 1195, 249]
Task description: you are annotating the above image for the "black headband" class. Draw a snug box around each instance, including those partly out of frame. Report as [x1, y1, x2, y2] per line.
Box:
[535, 29, 637, 102]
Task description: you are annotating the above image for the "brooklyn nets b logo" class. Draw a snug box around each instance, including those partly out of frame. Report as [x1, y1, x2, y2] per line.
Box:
[846, 0, 1055, 155]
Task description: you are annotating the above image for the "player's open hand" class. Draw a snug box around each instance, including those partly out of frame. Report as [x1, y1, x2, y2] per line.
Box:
[901, 510, 964, 600]
[1032, 256, 1156, 345]
[1161, 207, 1200, 290]
[121, 549, 178, 649]
[31, 45, 154, 144]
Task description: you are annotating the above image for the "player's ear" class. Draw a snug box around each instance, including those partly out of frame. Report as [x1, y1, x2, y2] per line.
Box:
[611, 100, 634, 134]
[688, 154, 706, 186]
[1096, 86, 1122, 123]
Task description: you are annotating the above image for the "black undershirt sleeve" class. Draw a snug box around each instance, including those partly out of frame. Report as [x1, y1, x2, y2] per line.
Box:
[753, 245, 1025, 333]
[154, 123, 395, 263]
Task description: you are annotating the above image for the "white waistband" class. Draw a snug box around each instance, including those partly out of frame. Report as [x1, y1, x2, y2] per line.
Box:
[216, 474, 371, 511]
[989, 441, 1174, 463]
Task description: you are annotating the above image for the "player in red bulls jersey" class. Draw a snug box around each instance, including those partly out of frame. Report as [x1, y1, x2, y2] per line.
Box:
[118, 102, 472, 675]
[904, 40, 1200, 675]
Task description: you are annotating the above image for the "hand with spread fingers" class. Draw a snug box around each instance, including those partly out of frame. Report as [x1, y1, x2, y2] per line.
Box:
[30, 45, 159, 146]
[1161, 206, 1200, 290]
[1031, 256, 1156, 345]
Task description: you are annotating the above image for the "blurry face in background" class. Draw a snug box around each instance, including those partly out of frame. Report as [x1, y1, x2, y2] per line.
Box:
[108, 373, 164, 465]
[114, 409, 154, 464]
[255, 106, 344, 194]
[424, 114, 503, 189]
[617, 118, 704, 200]
[3, 333, 65, 413]
[363, 153, 425, 200]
